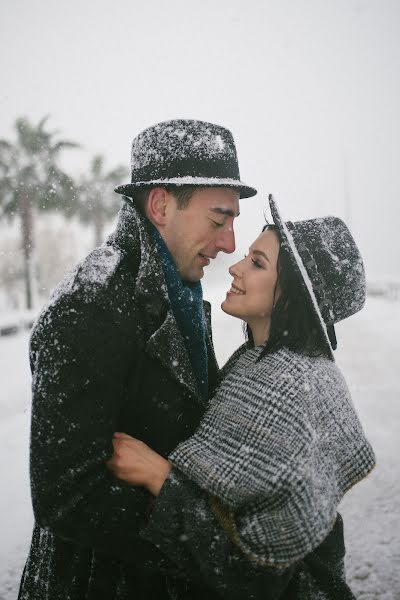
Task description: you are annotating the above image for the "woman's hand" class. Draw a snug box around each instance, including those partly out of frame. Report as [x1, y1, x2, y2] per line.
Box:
[106, 432, 172, 496]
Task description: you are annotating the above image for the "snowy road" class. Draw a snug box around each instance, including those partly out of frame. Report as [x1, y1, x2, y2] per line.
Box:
[0, 296, 399, 599]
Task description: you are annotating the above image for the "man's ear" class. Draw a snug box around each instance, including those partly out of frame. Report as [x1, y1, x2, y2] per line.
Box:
[146, 188, 172, 226]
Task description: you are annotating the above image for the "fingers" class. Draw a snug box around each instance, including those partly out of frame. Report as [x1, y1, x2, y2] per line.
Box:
[113, 433, 149, 454]
[111, 437, 133, 454]
[113, 431, 135, 440]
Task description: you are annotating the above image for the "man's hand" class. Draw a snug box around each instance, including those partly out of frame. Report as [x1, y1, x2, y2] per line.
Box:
[106, 432, 172, 496]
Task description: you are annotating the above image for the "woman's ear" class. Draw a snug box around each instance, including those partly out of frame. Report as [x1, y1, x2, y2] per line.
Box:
[145, 187, 171, 226]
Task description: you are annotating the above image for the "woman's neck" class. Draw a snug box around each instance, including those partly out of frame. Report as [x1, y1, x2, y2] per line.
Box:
[248, 319, 270, 347]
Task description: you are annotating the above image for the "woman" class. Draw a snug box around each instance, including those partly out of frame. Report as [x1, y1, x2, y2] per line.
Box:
[107, 195, 375, 599]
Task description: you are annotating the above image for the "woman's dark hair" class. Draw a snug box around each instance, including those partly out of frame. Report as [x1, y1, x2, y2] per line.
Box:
[249, 225, 331, 360]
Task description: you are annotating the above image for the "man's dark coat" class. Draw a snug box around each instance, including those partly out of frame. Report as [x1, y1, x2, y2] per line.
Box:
[18, 203, 221, 599]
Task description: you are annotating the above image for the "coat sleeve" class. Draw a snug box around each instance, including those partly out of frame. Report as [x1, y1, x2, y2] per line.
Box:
[141, 469, 296, 599]
[29, 290, 162, 567]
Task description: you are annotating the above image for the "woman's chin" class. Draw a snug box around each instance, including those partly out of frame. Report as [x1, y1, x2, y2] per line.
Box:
[221, 298, 231, 314]
[221, 298, 240, 319]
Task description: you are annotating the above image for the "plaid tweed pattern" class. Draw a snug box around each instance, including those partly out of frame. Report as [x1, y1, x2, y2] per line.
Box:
[170, 346, 375, 567]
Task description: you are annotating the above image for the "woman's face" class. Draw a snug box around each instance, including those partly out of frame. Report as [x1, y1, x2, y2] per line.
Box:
[221, 228, 281, 329]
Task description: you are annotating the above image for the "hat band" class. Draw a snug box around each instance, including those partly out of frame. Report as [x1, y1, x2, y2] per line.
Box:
[131, 157, 240, 183]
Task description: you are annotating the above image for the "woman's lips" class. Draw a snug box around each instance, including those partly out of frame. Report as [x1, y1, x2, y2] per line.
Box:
[226, 283, 245, 298]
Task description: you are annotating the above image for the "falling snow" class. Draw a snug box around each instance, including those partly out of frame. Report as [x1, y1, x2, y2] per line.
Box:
[0, 295, 399, 598]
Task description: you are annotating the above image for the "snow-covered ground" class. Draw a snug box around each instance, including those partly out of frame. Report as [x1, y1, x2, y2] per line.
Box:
[0, 295, 399, 599]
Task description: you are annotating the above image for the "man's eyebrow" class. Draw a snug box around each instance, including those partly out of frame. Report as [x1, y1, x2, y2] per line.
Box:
[252, 249, 270, 262]
[210, 207, 240, 218]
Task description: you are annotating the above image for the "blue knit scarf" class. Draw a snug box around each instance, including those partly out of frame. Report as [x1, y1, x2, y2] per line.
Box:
[150, 226, 208, 401]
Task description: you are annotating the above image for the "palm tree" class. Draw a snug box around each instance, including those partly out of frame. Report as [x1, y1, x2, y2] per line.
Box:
[0, 116, 79, 309]
[77, 154, 128, 247]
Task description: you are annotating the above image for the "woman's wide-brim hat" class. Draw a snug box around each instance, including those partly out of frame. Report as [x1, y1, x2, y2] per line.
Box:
[114, 119, 257, 199]
[268, 195, 366, 359]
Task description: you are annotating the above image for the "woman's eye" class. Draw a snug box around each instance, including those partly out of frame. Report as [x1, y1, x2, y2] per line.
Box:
[251, 258, 263, 269]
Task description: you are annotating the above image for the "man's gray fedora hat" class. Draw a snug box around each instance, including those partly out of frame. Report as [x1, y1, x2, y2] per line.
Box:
[114, 119, 257, 199]
[268, 194, 366, 358]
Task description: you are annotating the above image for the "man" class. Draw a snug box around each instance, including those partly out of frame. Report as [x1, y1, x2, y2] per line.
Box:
[18, 119, 259, 599]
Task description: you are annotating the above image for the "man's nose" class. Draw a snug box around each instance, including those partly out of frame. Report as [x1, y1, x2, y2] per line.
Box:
[216, 226, 235, 254]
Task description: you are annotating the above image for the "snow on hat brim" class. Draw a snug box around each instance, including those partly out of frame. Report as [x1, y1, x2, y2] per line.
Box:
[114, 177, 257, 199]
[268, 195, 335, 359]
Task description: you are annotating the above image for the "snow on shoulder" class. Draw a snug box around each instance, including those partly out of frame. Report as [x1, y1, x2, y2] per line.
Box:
[74, 245, 122, 291]
[42, 245, 123, 313]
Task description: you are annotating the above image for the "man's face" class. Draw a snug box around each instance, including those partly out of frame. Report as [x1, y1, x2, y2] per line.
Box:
[162, 187, 240, 282]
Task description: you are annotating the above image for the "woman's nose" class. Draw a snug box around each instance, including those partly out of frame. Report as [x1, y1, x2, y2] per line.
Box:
[229, 260, 242, 278]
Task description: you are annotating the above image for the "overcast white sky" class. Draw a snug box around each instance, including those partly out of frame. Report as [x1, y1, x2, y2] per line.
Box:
[1, 0, 399, 280]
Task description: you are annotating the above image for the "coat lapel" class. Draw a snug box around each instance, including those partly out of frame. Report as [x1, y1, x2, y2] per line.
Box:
[146, 310, 203, 404]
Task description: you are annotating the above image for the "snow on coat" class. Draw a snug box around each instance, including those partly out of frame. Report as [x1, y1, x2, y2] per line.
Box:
[18, 201, 220, 600]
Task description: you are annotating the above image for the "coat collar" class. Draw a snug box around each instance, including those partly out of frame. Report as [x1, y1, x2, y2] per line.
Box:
[110, 200, 213, 405]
